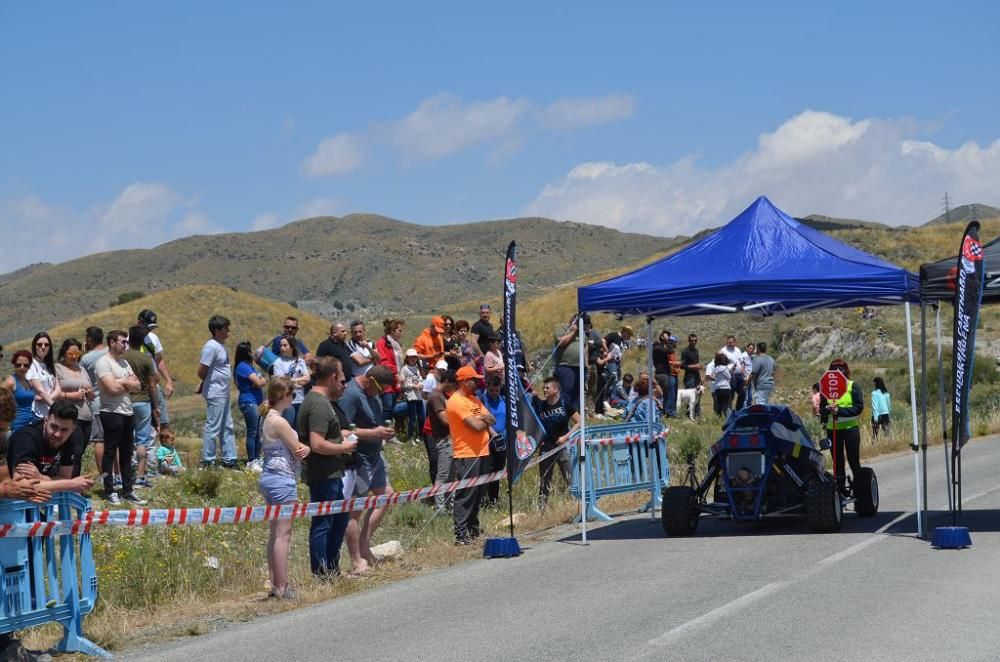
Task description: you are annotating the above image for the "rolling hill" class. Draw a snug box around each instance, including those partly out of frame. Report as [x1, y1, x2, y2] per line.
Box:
[925, 203, 1000, 226]
[0, 214, 681, 344]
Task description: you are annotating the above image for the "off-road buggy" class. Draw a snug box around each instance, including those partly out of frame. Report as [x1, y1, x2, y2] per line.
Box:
[661, 404, 878, 536]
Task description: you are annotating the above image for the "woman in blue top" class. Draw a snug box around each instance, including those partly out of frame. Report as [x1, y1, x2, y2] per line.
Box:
[234, 341, 268, 464]
[870, 376, 891, 439]
[3, 351, 37, 432]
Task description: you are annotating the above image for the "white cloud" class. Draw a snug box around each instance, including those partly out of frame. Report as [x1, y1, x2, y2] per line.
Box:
[302, 131, 366, 177]
[0, 182, 215, 272]
[540, 94, 636, 130]
[525, 110, 1000, 235]
[303, 92, 635, 176]
[387, 93, 530, 161]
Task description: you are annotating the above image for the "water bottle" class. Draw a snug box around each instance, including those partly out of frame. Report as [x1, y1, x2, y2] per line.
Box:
[385, 419, 403, 445]
[346, 424, 358, 445]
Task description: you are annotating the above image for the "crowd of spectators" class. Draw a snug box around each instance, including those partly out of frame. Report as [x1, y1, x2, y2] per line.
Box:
[0, 304, 784, 598]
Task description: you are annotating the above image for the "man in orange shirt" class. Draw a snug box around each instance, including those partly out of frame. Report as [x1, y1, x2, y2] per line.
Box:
[412, 316, 446, 366]
[446, 365, 495, 545]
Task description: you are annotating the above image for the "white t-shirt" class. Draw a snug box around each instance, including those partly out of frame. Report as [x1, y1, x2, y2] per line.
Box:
[271, 356, 309, 404]
[95, 353, 135, 415]
[25, 359, 57, 418]
[422, 373, 438, 396]
[199, 338, 231, 400]
[719, 345, 743, 375]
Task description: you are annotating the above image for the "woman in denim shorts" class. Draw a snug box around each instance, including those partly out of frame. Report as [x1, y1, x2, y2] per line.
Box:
[258, 377, 310, 599]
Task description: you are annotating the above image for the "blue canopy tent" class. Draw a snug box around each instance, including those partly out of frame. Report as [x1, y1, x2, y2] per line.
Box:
[571, 196, 926, 537]
[579, 196, 919, 317]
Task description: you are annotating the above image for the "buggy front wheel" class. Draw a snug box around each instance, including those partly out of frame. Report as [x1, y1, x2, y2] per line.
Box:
[662, 486, 700, 536]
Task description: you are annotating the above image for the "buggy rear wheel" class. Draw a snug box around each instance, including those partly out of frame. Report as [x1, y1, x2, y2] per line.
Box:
[805, 478, 842, 533]
[662, 486, 700, 536]
[853, 467, 879, 517]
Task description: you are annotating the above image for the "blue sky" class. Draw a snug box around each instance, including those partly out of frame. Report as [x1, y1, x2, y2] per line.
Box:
[2, 1, 999, 271]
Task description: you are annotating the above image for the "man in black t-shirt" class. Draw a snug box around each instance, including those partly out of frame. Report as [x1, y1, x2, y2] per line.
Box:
[470, 304, 496, 355]
[316, 323, 357, 376]
[6, 400, 94, 492]
[680, 333, 703, 418]
[531, 377, 580, 507]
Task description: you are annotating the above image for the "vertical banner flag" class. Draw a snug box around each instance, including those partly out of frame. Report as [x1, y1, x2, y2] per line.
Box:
[503, 242, 545, 484]
[951, 221, 985, 455]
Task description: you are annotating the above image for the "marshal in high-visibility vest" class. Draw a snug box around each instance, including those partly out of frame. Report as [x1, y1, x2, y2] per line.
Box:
[826, 384, 860, 430]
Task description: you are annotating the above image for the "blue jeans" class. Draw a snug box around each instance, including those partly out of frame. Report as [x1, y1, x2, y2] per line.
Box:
[753, 387, 772, 405]
[665, 374, 678, 418]
[132, 401, 153, 447]
[308, 478, 349, 575]
[156, 384, 170, 426]
[380, 392, 396, 425]
[406, 400, 425, 439]
[202, 396, 237, 464]
[239, 400, 261, 461]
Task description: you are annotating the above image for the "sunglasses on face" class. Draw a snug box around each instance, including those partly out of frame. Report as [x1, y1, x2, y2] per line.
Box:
[284, 325, 298, 331]
[35, 341, 50, 348]
[14, 362, 29, 368]
[66, 351, 81, 358]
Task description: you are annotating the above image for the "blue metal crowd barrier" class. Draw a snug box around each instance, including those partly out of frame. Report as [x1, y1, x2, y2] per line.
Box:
[567, 422, 669, 521]
[0, 493, 108, 658]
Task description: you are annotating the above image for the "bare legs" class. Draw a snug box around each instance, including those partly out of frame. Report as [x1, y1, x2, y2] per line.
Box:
[345, 484, 393, 575]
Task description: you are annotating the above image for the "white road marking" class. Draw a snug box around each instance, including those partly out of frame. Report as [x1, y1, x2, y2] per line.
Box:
[641, 510, 913, 654]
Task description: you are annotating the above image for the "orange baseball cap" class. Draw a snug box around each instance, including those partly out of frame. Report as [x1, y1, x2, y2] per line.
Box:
[455, 366, 482, 381]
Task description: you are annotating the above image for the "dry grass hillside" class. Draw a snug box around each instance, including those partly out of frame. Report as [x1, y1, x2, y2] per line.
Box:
[2, 285, 332, 392]
[0, 214, 681, 344]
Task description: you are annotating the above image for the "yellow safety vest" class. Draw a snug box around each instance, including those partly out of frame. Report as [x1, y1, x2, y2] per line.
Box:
[827, 380, 859, 430]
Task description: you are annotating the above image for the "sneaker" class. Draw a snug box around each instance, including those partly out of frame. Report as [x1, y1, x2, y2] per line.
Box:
[135, 477, 151, 488]
[386, 436, 404, 446]
[123, 493, 147, 506]
[199, 461, 216, 469]
[107, 492, 121, 506]
[221, 461, 239, 470]
[454, 536, 473, 546]
[246, 459, 264, 473]
[113, 475, 123, 488]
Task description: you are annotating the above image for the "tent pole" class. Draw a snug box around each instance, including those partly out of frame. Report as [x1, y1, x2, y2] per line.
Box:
[647, 319, 656, 521]
[578, 315, 587, 544]
[936, 304, 953, 513]
[904, 302, 923, 538]
[920, 302, 929, 536]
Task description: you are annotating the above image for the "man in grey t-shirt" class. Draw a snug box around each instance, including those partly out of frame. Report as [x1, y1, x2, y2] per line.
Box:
[750, 341, 776, 405]
[80, 326, 108, 460]
[337, 365, 395, 576]
[197, 315, 236, 468]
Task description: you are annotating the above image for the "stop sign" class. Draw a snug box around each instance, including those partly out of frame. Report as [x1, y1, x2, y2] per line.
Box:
[819, 370, 847, 401]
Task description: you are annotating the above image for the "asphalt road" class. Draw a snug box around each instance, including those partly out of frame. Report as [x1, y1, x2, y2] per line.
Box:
[126, 436, 1000, 662]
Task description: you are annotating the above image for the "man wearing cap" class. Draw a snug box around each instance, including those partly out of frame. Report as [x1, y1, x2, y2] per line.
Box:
[470, 304, 495, 356]
[137, 309, 175, 429]
[338, 364, 395, 575]
[446, 365, 494, 544]
[412, 316, 446, 365]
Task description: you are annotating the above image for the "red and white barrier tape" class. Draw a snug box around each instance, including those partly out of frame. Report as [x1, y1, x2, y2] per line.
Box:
[0, 439, 574, 539]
